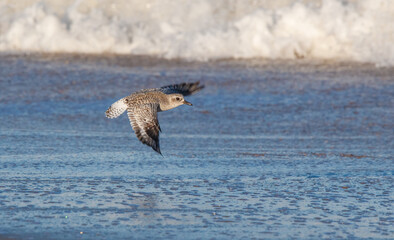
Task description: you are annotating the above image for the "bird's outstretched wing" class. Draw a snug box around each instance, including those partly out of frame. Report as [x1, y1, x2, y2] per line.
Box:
[127, 103, 162, 154]
[159, 81, 204, 96]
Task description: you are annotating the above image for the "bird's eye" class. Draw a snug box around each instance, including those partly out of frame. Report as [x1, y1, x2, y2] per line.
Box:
[175, 97, 180, 101]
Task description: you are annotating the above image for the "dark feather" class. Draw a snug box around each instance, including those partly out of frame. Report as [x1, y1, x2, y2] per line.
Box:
[127, 104, 162, 154]
[160, 81, 204, 96]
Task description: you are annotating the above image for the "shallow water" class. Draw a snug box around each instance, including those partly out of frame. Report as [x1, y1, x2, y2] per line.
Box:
[0, 54, 393, 239]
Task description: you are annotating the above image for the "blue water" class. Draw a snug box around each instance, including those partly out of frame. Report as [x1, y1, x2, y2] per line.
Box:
[0, 54, 393, 239]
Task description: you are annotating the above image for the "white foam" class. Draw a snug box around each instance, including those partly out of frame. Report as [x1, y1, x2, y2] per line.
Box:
[0, 0, 393, 66]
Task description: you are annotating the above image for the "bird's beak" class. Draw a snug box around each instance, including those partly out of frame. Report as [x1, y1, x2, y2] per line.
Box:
[183, 100, 193, 106]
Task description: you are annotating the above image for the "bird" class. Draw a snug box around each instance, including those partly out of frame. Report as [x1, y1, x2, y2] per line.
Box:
[105, 81, 204, 154]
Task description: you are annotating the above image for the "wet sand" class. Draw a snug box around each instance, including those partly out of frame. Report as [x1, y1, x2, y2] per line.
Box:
[0, 54, 393, 239]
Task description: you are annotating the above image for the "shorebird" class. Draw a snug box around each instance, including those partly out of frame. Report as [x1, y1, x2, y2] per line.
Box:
[105, 81, 204, 154]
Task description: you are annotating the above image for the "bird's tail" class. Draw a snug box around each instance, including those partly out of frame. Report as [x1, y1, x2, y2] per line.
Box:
[105, 98, 128, 119]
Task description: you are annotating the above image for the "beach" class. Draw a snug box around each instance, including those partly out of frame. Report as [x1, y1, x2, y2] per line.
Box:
[0, 54, 393, 239]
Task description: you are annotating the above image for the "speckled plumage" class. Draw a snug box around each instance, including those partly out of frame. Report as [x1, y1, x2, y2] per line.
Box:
[105, 82, 204, 154]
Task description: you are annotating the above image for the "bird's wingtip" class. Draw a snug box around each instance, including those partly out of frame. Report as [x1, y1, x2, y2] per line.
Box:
[156, 149, 162, 156]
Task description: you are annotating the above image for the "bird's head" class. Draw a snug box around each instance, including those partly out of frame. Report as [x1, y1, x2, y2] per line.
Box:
[169, 94, 192, 107]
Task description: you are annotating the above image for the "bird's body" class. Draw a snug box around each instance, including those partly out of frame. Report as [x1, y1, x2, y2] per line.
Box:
[105, 82, 204, 154]
[124, 91, 179, 112]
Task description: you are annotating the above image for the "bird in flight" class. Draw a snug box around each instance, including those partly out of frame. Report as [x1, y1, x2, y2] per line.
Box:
[105, 81, 204, 154]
